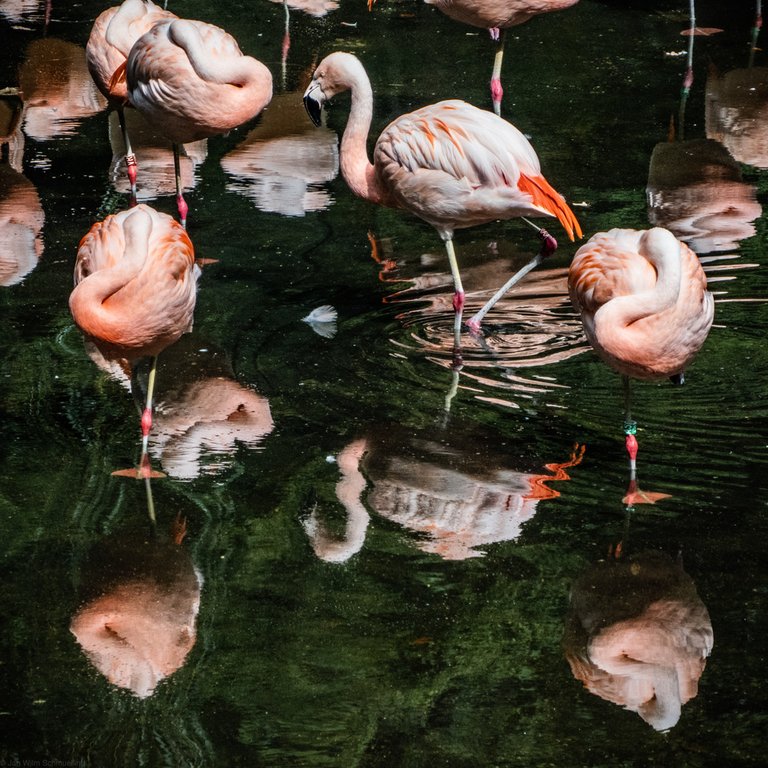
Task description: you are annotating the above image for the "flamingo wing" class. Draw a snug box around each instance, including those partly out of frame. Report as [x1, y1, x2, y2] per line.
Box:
[374, 100, 580, 237]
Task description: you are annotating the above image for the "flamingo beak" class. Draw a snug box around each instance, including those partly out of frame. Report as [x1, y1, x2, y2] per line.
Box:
[303, 83, 324, 127]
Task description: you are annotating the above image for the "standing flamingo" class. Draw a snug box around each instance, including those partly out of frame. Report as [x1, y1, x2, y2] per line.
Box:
[86, 0, 178, 197]
[568, 227, 714, 462]
[69, 204, 199, 476]
[303, 51, 581, 341]
[126, 18, 273, 227]
[368, 0, 580, 115]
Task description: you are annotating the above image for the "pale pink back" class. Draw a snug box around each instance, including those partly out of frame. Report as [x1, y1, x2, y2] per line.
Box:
[126, 19, 273, 143]
[425, 0, 579, 31]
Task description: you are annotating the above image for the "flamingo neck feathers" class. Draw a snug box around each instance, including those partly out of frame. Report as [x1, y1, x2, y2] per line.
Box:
[594, 229, 683, 357]
[168, 20, 270, 98]
[338, 67, 387, 205]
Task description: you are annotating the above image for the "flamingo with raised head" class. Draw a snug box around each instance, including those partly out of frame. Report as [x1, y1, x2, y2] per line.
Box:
[568, 227, 714, 460]
[303, 51, 581, 341]
[69, 204, 198, 476]
[368, 0, 580, 115]
[86, 0, 178, 197]
[126, 18, 273, 227]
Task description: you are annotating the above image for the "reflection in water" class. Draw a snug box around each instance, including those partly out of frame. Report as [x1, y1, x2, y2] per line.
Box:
[18, 38, 106, 141]
[563, 550, 713, 732]
[706, 65, 768, 169]
[0, 89, 44, 286]
[221, 89, 338, 217]
[305, 427, 583, 562]
[135, 338, 275, 480]
[647, 138, 760, 254]
[109, 109, 207, 200]
[383, 235, 587, 408]
[0, 0, 48, 26]
[70, 522, 202, 698]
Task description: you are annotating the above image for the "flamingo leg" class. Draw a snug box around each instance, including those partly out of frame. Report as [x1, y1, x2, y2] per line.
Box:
[490, 29, 506, 116]
[281, 0, 290, 89]
[173, 143, 189, 229]
[139, 355, 158, 458]
[466, 225, 557, 333]
[117, 107, 138, 203]
[443, 236, 465, 313]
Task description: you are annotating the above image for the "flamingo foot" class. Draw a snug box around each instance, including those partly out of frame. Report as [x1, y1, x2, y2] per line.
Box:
[538, 229, 558, 257]
[488, 26, 500, 41]
[622, 478, 672, 506]
[111, 453, 166, 480]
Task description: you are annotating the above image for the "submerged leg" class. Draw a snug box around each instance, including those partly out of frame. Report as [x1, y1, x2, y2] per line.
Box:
[173, 143, 189, 228]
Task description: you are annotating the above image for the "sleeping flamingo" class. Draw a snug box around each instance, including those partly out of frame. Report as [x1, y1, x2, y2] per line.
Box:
[69, 204, 199, 476]
[568, 227, 714, 459]
[303, 51, 581, 341]
[86, 0, 177, 198]
[368, 0, 580, 115]
[126, 18, 273, 227]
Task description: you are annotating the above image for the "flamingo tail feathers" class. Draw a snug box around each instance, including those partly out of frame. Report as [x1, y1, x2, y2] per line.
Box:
[517, 173, 582, 241]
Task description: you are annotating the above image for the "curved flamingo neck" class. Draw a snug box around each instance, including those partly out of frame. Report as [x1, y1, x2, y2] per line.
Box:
[339, 69, 387, 205]
[168, 20, 268, 91]
[595, 232, 682, 337]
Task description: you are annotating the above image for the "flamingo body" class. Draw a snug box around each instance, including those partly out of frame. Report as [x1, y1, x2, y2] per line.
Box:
[69, 204, 198, 361]
[424, 0, 579, 32]
[126, 19, 273, 144]
[375, 99, 579, 236]
[86, 0, 177, 106]
[568, 227, 714, 380]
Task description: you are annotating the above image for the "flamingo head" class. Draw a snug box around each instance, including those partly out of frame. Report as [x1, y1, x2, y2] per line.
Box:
[303, 52, 367, 126]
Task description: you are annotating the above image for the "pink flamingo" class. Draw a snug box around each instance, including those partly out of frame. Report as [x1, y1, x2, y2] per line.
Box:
[69, 204, 198, 476]
[568, 227, 714, 463]
[368, 0, 580, 115]
[126, 18, 273, 227]
[303, 51, 581, 341]
[86, 0, 178, 197]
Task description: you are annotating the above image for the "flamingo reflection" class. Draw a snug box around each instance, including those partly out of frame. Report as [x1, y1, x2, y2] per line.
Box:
[563, 549, 713, 731]
[304, 427, 583, 562]
[221, 88, 338, 217]
[706, 3, 768, 169]
[70, 519, 201, 699]
[141, 339, 275, 480]
[0, 89, 44, 286]
[18, 38, 106, 142]
[647, 6, 760, 253]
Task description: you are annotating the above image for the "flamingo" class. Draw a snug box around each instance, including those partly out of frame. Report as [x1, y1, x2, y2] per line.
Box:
[86, 0, 178, 197]
[368, 0, 579, 115]
[302, 51, 581, 341]
[567, 227, 714, 461]
[69, 204, 199, 476]
[126, 18, 273, 227]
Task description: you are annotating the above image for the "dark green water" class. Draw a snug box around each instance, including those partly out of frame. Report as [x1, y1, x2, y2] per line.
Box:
[1, 0, 767, 765]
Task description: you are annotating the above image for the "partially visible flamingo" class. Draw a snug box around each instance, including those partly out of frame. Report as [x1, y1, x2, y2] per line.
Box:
[368, 0, 580, 115]
[86, 0, 178, 197]
[303, 51, 581, 341]
[69, 204, 198, 476]
[126, 18, 273, 227]
[568, 227, 714, 460]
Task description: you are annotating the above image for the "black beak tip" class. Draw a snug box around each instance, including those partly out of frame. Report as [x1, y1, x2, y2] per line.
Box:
[304, 95, 322, 127]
